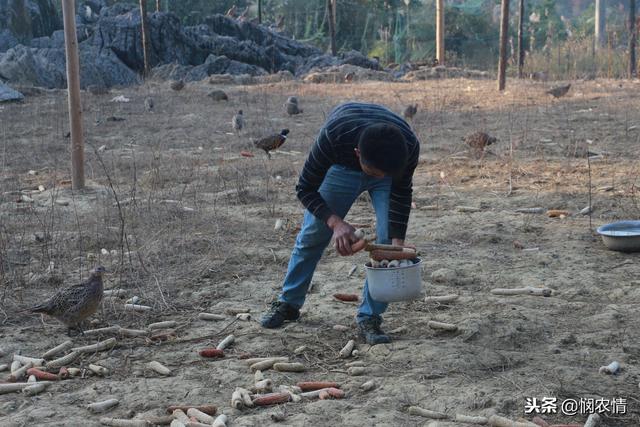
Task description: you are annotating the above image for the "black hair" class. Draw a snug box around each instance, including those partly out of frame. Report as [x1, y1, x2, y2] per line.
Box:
[357, 123, 408, 175]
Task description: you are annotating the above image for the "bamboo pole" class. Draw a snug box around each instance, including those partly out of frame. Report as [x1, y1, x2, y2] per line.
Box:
[436, 0, 444, 65]
[630, 0, 636, 78]
[595, 0, 606, 51]
[327, 0, 337, 56]
[331, 0, 337, 29]
[497, 0, 510, 91]
[139, 0, 151, 77]
[517, 0, 525, 78]
[61, 0, 85, 190]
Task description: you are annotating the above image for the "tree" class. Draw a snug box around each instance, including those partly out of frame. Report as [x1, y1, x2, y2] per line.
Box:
[497, 0, 509, 91]
[436, 0, 444, 64]
[140, 0, 151, 77]
[595, 0, 606, 50]
[630, 0, 636, 77]
[517, 0, 525, 78]
[61, 0, 85, 189]
[327, 0, 337, 55]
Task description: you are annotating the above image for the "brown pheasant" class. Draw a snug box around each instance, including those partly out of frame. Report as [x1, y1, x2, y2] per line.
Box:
[170, 80, 185, 91]
[284, 96, 302, 115]
[254, 129, 290, 159]
[403, 104, 418, 120]
[208, 89, 228, 101]
[463, 131, 497, 159]
[546, 83, 571, 98]
[30, 266, 106, 334]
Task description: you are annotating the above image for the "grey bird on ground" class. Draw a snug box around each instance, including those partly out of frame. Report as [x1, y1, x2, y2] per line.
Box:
[30, 266, 106, 335]
[232, 110, 244, 132]
[144, 97, 154, 111]
[170, 80, 185, 91]
[546, 83, 571, 98]
[285, 96, 303, 115]
[403, 104, 418, 120]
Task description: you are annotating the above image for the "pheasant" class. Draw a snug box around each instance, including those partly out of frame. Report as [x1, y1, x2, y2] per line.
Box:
[232, 110, 244, 132]
[463, 131, 497, 159]
[30, 266, 106, 334]
[254, 129, 289, 159]
[546, 83, 571, 98]
[285, 102, 302, 115]
[170, 80, 185, 91]
[208, 90, 229, 101]
[86, 85, 109, 96]
[403, 104, 418, 120]
[144, 97, 154, 112]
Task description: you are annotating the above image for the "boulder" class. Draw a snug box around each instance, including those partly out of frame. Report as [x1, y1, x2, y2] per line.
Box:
[0, 0, 61, 42]
[297, 50, 381, 77]
[402, 66, 491, 81]
[0, 43, 139, 89]
[91, 8, 210, 73]
[0, 45, 64, 88]
[152, 54, 267, 83]
[0, 82, 24, 102]
[0, 29, 19, 53]
[79, 44, 141, 88]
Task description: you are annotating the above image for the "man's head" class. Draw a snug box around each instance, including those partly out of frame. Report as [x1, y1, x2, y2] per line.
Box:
[355, 124, 408, 178]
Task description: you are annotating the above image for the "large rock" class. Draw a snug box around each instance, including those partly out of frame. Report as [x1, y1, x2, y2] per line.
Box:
[92, 8, 208, 72]
[153, 54, 267, 82]
[297, 50, 381, 77]
[0, 82, 24, 102]
[188, 15, 321, 73]
[0, 29, 18, 52]
[79, 44, 141, 88]
[402, 66, 491, 81]
[0, 43, 139, 89]
[0, 45, 64, 88]
[0, 0, 61, 45]
[302, 64, 393, 83]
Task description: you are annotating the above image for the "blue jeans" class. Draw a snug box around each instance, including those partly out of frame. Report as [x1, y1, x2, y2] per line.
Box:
[279, 165, 392, 322]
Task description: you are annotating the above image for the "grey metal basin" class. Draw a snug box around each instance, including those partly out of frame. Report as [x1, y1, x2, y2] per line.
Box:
[596, 221, 640, 252]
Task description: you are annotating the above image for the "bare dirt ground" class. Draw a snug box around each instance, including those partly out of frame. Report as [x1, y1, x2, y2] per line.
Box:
[1, 77, 640, 427]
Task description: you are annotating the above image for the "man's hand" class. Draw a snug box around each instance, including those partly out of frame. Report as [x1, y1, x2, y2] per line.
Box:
[327, 215, 357, 256]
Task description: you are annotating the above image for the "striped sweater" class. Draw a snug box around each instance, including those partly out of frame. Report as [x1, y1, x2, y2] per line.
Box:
[296, 102, 420, 239]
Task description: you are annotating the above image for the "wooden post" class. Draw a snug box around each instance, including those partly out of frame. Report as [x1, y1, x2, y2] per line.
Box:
[61, 0, 84, 190]
[258, 0, 262, 24]
[327, 0, 337, 55]
[497, 0, 509, 91]
[140, 0, 151, 77]
[630, 0, 636, 78]
[331, 0, 337, 29]
[155, 0, 160, 12]
[517, 0, 525, 78]
[436, 0, 444, 65]
[595, 0, 606, 51]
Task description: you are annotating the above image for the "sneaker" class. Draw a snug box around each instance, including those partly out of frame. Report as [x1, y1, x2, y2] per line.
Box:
[260, 301, 300, 329]
[357, 316, 391, 345]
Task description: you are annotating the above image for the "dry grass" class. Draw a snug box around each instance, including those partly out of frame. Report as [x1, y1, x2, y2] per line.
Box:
[1, 77, 640, 425]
